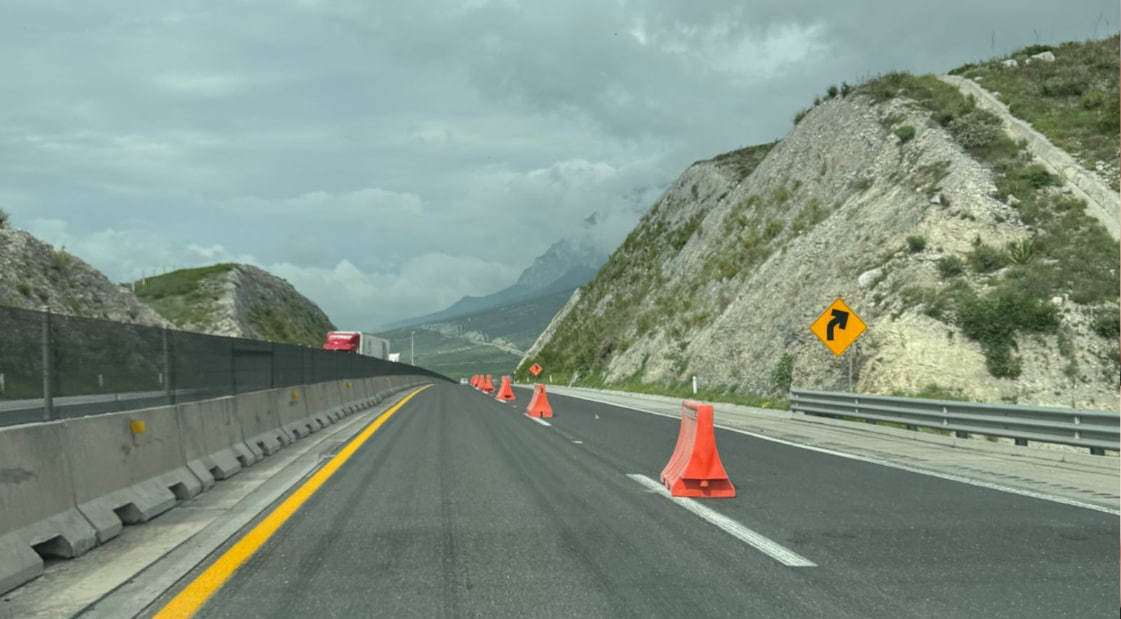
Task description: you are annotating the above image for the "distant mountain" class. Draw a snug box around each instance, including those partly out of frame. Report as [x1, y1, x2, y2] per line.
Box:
[383, 238, 606, 330]
[377, 286, 581, 379]
[513, 237, 605, 290]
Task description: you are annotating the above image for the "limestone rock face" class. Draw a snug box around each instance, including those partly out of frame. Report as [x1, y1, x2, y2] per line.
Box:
[0, 228, 168, 327]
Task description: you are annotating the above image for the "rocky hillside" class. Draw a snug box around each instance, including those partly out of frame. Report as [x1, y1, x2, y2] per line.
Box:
[519, 39, 1120, 411]
[0, 225, 168, 326]
[134, 263, 335, 347]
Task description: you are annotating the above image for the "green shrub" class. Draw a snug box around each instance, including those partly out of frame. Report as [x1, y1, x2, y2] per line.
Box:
[793, 107, 810, 125]
[968, 244, 1007, 273]
[840, 82, 852, 97]
[894, 125, 916, 143]
[1100, 96, 1120, 132]
[947, 110, 1002, 148]
[955, 286, 1060, 378]
[770, 353, 794, 394]
[16, 281, 30, 296]
[1080, 89, 1109, 109]
[1006, 238, 1036, 264]
[1019, 44, 1055, 56]
[0, 209, 8, 228]
[49, 247, 78, 275]
[1040, 78, 1087, 97]
[936, 255, 964, 278]
[763, 218, 784, 240]
[904, 383, 968, 401]
[827, 84, 839, 98]
[906, 235, 926, 253]
[1091, 307, 1120, 339]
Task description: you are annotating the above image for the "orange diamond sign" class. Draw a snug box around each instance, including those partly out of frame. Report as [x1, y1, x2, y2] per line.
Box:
[529, 363, 543, 377]
[810, 297, 866, 357]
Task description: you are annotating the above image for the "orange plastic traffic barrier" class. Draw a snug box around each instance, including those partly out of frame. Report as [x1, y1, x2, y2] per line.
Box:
[525, 383, 553, 418]
[471, 375, 479, 388]
[481, 374, 495, 394]
[659, 400, 735, 498]
[495, 376, 515, 401]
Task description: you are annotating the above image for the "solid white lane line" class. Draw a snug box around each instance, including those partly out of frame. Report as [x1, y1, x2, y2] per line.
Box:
[627, 474, 816, 567]
[526, 415, 551, 426]
[563, 392, 1119, 516]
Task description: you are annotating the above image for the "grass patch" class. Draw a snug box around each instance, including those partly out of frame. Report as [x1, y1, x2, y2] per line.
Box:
[890, 382, 970, 401]
[950, 35, 1121, 190]
[894, 125, 916, 143]
[906, 235, 926, 253]
[135, 263, 236, 300]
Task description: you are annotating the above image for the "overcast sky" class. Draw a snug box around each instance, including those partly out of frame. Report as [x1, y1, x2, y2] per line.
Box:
[2, 1, 1116, 328]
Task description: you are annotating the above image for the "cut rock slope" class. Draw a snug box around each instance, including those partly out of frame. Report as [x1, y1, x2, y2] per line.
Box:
[523, 70, 1119, 411]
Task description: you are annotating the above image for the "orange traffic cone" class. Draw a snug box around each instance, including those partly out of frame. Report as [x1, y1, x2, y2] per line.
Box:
[526, 384, 553, 418]
[495, 376, 515, 402]
[481, 374, 495, 394]
[660, 400, 734, 498]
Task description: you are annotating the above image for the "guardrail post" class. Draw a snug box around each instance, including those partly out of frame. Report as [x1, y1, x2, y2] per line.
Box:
[947, 405, 968, 438]
[41, 305, 53, 421]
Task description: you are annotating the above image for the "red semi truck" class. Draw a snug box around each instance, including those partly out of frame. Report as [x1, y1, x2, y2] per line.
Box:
[322, 331, 391, 359]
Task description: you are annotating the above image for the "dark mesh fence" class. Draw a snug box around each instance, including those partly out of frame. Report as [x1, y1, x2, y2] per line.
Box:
[0, 305, 446, 426]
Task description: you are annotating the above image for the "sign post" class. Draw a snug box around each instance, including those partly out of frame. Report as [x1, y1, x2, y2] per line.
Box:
[810, 297, 866, 392]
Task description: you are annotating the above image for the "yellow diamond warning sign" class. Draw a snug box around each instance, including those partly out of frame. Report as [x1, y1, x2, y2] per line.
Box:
[810, 297, 866, 356]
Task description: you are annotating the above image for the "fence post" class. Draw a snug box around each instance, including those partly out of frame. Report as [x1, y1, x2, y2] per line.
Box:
[41, 305, 53, 421]
[163, 327, 174, 405]
[229, 340, 237, 395]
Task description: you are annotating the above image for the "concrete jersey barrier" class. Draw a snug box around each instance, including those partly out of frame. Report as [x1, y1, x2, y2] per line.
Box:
[0, 422, 98, 595]
[176, 397, 258, 490]
[60, 405, 203, 544]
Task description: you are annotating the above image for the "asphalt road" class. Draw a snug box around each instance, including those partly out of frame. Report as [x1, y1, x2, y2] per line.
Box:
[172, 383, 1118, 618]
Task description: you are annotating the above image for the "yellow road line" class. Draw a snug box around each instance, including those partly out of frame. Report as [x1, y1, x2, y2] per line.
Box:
[154, 384, 434, 618]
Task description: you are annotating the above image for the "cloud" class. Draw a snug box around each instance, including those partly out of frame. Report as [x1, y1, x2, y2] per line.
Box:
[155, 73, 245, 97]
[2, 0, 1116, 332]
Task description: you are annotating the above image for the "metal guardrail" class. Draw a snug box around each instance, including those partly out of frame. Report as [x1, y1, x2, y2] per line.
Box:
[790, 388, 1119, 455]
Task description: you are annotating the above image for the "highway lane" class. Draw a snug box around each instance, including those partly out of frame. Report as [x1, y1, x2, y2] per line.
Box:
[159, 383, 1118, 618]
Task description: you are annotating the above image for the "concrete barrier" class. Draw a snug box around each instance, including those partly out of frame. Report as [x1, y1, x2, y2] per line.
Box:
[233, 389, 291, 458]
[177, 397, 257, 490]
[0, 422, 98, 595]
[0, 374, 438, 596]
[277, 387, 317, 439]
[346, 379, 370, 411]
[303, 382, 330, 424]
[60, 406, 203, 544]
